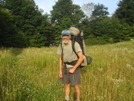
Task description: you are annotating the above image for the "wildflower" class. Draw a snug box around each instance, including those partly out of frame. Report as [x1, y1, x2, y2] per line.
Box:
[126, 64, 134, 70]
[97, 67, 103, 71]
[111, 78, 123, 87]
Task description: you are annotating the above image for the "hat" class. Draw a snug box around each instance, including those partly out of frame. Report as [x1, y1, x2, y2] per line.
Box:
[61, 30, 71, 36]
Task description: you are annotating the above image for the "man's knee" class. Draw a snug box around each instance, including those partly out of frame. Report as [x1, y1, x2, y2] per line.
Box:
[65, 84, 70, 88]
[74, 85, 80, 91]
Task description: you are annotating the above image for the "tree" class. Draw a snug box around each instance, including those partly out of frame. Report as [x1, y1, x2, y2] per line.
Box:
[91, 3, 109, 20]
[114, 0, 134, 26]
[51, 0, 85, 26]
[37, 14, 54, 47]
[0, 8, 27, 47]
[3, 0, 54, 47]
[80, 3, 111, 45]
[51, 0, 73, 25]
[12, 0, 41, 35]
[85, 16, 129, 45]
[71, 4, 85, 26]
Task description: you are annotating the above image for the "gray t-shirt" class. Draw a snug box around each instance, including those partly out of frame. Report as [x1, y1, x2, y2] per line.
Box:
[57, 41, 82, 63]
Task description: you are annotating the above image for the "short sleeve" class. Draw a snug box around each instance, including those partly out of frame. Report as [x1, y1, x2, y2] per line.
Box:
[57, 44, 62, 55]
[74, 42, 82, 53]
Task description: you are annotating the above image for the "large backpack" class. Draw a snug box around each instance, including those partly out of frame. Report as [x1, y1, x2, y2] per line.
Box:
[69, 27, 92, 67]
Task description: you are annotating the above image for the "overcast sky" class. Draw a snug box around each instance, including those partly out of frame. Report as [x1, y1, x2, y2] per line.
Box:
[34, 0, 120, 15]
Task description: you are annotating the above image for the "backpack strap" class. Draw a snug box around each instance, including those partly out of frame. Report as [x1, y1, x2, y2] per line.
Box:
[78, 30, 85, 55]
[71, 40, 79, 58]
[60, 44, 64, 66]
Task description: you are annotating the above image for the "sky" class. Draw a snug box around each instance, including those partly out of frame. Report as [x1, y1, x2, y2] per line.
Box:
[34, 0, 120, 16]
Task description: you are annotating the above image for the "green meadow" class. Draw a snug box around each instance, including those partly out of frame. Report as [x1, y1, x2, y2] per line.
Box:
[0, 40, 134, 101]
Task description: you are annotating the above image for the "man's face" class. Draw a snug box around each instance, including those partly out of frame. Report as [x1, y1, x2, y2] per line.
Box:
[61, 35, 70, 44]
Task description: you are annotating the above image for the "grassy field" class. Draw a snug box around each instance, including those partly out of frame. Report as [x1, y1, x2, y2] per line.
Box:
[0, 40, 134, 101]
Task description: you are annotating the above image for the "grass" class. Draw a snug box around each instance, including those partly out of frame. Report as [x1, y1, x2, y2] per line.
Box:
[0, 40, 134, 101]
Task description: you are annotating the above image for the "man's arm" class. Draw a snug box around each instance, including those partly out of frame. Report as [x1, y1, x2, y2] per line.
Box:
[68, 51, 84, 73]
[59, 55, 63, 78]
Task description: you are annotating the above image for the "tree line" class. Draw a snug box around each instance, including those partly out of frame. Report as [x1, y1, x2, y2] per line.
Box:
[0, 0, 134, 47]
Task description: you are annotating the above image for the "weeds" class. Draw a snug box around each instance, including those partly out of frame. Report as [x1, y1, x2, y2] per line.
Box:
[0, 41, 134, 101]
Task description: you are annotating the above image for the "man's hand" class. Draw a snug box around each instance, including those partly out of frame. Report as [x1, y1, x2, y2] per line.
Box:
[68, 51, 83, 74]
[59, 72, 63, 78]
[68, 68, 75, 73]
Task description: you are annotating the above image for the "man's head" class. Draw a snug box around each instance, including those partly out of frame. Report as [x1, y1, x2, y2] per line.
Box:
[61, 30, 71, 44]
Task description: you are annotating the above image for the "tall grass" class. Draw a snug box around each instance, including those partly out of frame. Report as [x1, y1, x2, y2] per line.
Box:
[0, 40, 134, 101]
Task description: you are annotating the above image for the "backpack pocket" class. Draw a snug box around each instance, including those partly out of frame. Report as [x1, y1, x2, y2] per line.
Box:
[81, 55, 92, 67]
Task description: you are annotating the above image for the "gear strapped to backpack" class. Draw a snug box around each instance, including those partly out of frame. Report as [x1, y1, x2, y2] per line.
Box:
[61, 27, 92, 68]
[69, 27, 92, 67]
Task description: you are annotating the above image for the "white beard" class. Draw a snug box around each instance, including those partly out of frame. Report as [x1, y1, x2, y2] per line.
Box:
[62, 40, 69, 44]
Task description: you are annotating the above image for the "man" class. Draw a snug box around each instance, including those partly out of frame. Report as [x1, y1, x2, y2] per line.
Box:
[57, 29, 84, 101]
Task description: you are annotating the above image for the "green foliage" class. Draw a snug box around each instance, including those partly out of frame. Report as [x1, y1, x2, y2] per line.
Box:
[120, 23, 134, 39]
[60, 18, 72, 29]
[51, 0, 85, 26]
[80, 1, 133, 45]
[38, 14, 55, 46]
[6, 0, 42, 40]
[85, 35, 107, 45]
[1, 0, 41, 47]
[71, 4, 85, 25]
[53, 25, 64, 45]
[51, 0, 73, 24]
[0, 8, 27, 47]
[0, 0, 134, 47]
[91, 3, 109, 20]
[83, 16, 132, 45]
[1, 0, 54, 47]
[114, 0, 134, 26]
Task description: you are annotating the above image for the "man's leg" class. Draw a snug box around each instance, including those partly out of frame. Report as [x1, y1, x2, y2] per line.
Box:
[74, 84, 80, 101]
[64, 84, 70, 100]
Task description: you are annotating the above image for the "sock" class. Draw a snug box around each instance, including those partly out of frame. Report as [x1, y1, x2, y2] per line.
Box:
[65, 96, 69, 100]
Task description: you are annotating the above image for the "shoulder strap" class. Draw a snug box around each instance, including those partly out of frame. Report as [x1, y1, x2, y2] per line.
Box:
[71, 40, 79, 58]
[60, 44, 64, 65]
[61, 44, 63, 55]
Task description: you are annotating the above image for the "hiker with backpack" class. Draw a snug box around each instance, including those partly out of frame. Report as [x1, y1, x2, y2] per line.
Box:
[57, 28, 84, 101]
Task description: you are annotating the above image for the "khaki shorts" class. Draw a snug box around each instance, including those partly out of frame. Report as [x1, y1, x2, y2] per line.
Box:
[60, 66, 80, 86]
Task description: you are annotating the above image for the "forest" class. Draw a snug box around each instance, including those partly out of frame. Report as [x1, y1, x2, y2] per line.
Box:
[0, 0, 134, 47]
